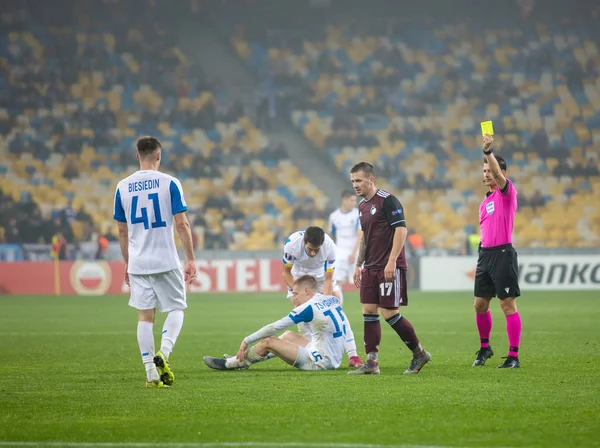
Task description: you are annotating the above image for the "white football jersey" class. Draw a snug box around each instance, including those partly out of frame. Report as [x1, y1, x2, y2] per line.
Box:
[289, 293, 347, 369]
[113, 170, 187, 275]
[282, 230, 337, 282]
[329, 208, 359, 256]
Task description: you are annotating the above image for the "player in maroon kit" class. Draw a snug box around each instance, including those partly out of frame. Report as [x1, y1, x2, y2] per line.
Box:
[348, 162, 431, 375]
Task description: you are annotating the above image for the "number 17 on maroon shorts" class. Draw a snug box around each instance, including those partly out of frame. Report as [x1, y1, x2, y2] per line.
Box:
[360, 268, 408, 308]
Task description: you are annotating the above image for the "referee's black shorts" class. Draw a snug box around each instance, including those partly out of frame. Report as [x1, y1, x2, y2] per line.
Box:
[474, 243, 521, 299]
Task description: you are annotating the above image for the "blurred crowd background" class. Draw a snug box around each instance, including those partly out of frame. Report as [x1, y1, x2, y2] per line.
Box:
[1, 0, 599, 260]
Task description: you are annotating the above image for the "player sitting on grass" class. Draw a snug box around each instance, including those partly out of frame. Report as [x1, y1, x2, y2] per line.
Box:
[204, 275, 348, 371]
[282, 226, 362, 367]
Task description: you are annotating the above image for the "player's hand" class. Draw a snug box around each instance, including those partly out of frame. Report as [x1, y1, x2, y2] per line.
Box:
[183, 260, 197, 285]
[124, 263, 130, 287]
[348, 252, 356, 264]
[384, 260, 396, 282]
[236, 340, 248, 362]
[353, 266, 362, 288]
[482, 134, 494, 152]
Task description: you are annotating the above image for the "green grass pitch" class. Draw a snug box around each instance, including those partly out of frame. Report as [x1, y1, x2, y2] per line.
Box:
[0, 291, 599, 448]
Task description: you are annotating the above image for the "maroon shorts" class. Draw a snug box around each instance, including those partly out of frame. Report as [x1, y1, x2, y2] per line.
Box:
[360, 268, 408, 308]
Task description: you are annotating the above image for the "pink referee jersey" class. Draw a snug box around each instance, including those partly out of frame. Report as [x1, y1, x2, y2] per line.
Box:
[479, 179, 518, 248]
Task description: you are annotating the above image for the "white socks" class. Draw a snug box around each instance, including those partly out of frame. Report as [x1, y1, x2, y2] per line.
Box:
[245, 345, 267, 363]
[224, 347, 258, 368]
[225, 357, 251, 369]
[137, 321, 158, 382]
[160, 310, 184, 359]
[137, 310, 184, 382]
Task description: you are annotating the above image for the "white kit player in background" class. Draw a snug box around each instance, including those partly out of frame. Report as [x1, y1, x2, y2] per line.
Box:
[113, 136, 197, 389]
[203, 275, 347, 371]
[281, 226, 363, 368]
[329, 190, 362, 286]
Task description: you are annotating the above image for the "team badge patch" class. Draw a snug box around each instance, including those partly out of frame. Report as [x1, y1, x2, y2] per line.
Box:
[486, 201, 495, 215]
[370, 205, 377, 215]
[284, 252, 293, 261]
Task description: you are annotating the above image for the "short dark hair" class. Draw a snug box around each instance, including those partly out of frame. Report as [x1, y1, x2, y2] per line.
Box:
[484, 155, 507, 172]
[137, 136, 162, 158]
[341, 190, 355, 199]
[294, 275, 318, 291]
[350, 162, 374, 177]
[303, 226, 325, 247]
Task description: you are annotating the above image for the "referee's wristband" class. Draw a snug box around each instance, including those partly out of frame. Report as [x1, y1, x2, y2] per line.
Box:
[483, 148, 493, 155]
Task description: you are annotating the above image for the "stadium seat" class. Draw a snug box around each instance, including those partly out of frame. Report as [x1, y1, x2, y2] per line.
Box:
[228, 11, 600, 248]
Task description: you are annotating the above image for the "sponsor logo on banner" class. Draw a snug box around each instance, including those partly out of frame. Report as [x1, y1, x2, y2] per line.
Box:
[70, 261, 112, 295]
[519, 259, 600, 287]
[1, 258, 424, 295]
[420, 255, 600, 291]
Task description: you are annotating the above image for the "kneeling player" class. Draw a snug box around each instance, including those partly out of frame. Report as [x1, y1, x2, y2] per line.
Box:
[204, 276, 347, 371]
[282, 226, 362, 367]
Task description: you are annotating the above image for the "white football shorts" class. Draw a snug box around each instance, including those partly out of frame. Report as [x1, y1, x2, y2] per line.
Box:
[128, 268, 187, 313]
[333, 259, 355, 285]
[293, 343, 336, 371]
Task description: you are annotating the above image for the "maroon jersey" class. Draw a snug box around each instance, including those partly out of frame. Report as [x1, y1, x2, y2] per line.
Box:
[359, 189, 407, 270]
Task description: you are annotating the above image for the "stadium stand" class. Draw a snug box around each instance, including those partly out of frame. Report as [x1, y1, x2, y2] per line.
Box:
[224, 0, 600, 249]
[0, 0, 329, 251]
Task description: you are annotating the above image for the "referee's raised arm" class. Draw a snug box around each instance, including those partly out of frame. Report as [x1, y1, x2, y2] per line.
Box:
[482, 134, 507, 191]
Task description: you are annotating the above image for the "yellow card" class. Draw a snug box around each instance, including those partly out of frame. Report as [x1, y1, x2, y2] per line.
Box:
[481, 120, 494, 136]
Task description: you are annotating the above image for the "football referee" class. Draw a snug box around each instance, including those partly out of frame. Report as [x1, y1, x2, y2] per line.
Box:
[473, 134, 522, 369]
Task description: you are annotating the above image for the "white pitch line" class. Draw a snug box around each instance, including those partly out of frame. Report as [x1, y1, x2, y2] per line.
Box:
[0, 332, 134, 336]
[0, 332, 227, 336]
[0, 330, 563, 337]
[0, 442, 512, 448]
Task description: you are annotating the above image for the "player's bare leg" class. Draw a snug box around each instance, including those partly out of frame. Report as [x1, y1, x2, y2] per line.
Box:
[221, 330, 307, 368]
[498, 297, 521, 368]
[245, 332, 307, 366]
[380, 307, 431, 374]
[277, 330, 310, 347]
[473, 297, 494, 366]
[349, 303, 381, 374]
[204, 331, 308, 370]
[333, 290, 362, 367]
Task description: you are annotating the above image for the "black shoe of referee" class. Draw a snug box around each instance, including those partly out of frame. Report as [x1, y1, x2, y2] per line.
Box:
[498, 356, 520, 369]
[472, 346, 494, 366]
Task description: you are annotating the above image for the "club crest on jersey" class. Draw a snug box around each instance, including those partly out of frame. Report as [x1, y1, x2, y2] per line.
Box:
[486, 201, 495, 215]
[370, 205, 377, 215]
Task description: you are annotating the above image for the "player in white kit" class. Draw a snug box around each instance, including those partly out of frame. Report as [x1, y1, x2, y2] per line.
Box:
[282, 226, 363, 367]
[203, 275, 347, 371]
[113, 136, 197, 388]
[329, 191, 362, 286]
